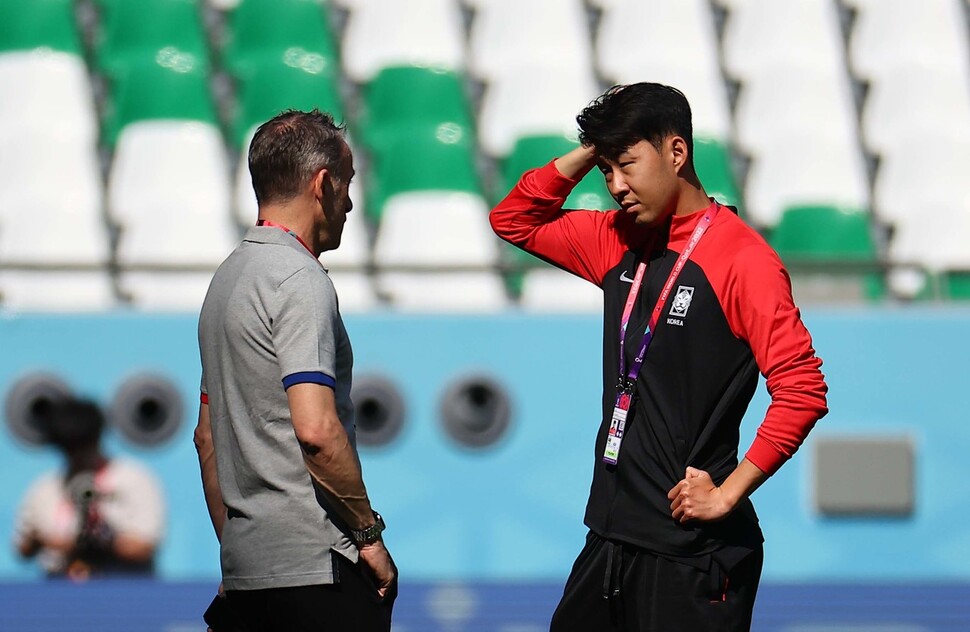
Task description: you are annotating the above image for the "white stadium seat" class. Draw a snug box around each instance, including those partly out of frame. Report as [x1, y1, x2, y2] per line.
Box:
[873, 137, 970, 226]
[722, 0, 846, 82]
[478, 66, 599, 158]
[0, 271, 116, 312]
[373, 190, 508, 310]
[744, 135, 870, 228]
[118, 271, 216, 312]
[468, 0, 592, 82]
[520, 268, 602, 313]
[596, 0, 729, 140]
[341, 0, 466, 83]
[861, 65, 970, 156]
[0, 50, 97, 146]
[849, 0, 970, 82]
[108, 121, 236, 267]
[734, 68, 859, 156]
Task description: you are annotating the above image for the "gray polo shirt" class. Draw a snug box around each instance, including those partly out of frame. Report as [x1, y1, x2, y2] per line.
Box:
[198, 226, 357, 590]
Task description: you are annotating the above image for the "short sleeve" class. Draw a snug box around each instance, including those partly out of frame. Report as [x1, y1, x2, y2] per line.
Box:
[271, 266, 339, 390]
[104, 461, 166, 543]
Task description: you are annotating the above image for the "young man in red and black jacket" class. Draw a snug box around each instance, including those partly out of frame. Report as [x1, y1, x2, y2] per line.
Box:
[490, 83, 828, 631]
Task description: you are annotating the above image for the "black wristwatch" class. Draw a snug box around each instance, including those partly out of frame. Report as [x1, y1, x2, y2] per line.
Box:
[351, 511, 385, 545]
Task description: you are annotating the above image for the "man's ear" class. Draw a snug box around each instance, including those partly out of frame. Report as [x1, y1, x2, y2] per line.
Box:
[312, 168, 330, 201]
[668, 136, 690, 174]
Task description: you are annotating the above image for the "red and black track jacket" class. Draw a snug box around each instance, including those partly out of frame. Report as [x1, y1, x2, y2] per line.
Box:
[491, 162, 828, 557]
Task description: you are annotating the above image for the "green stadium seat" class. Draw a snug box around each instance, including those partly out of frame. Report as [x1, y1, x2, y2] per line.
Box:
[943, 271, 970, 300]
[359, 66, 474, 152]
[499, 135, 615, 211]
[366, 126, 481, 223]
[95, 0, 209, 77]
[0, 0, 82, 55]
[223, 0, 338, 80]
[102, 56, 217, 147]
[694, 136, 742, 212]
[233, 58, 344, 147]
[770, 204, 885, 301]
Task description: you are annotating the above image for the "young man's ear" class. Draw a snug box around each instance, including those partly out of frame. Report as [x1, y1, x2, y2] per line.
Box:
[668, 136, 690, 174]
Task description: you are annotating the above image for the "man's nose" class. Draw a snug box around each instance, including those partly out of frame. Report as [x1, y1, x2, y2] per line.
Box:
[608, 169, 628, 196]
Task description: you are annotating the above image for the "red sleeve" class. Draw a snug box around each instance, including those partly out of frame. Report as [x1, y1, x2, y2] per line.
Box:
[724, 243, 829, 475]
[489, 161, 647, 286]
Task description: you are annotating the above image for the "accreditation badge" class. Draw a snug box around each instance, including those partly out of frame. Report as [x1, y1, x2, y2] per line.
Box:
[602, 390, 632, 465]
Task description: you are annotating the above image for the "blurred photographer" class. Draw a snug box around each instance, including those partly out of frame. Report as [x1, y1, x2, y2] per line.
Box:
[13, 397, 166, 580]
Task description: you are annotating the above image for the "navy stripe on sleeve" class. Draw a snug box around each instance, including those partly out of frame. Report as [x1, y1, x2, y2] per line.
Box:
[282, 371, 336, 390]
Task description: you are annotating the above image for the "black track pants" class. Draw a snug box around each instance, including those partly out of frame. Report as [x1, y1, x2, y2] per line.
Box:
[550, 531, 762, 632]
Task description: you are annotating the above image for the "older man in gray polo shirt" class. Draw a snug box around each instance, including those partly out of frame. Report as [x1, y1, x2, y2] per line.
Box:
[194, 110, 395, 631]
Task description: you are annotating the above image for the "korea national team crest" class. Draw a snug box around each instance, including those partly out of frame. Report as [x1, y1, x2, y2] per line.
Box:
[667, 286, 694, 326]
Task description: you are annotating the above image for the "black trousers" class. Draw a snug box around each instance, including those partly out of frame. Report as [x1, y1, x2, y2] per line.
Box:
[550, 531, 763, 632]
[223, 552, 396, 632]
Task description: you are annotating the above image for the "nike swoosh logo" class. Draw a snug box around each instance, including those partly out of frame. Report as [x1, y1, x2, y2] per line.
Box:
[620, 271, 635, 283]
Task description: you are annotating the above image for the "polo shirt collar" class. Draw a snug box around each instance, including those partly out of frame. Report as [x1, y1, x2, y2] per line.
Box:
[243, 226, 325, 269]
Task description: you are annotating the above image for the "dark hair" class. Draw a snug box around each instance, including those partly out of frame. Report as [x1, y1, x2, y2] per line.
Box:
[40, 398, 105, 450]
[248, 109, 348, 206]
[577, 83, 693, 162]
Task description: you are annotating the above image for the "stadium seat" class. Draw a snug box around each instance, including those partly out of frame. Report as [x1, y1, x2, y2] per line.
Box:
[498, 135, 613, 210]
[95, 0, 209, 77]
[108, 121, 234, 265]
[0, 271, 116, 311]
[595, 0, 730, 141]
[468, 0, 591, 82]
[116, 203, 236, 267]
[375, 272, 509, 312]
[373, 191, 497, 266]
[744, 135, 870, 228]
[118, 271, 217, 311]
[478, 66, 600, 158]
[849, 0, 970, 82]
[873, 137, 970, 226]
[769, 205, 884, 301]
[359, 66, 474, 153]
[341, 0, 465, 83]
[326, 272, 379, 312]
[887, 203, 970, 300]
[0, 138, 109, 266]
[0, 0, 82, 55]
[693, 137, 742, 212]
[770, 205, 877, 260]
[373, 190, 506, 311]
[366, 128, 482, 222]
[861, 64, 970, 156]
[943, 272, 970, 301]
[233, 58, 344, 147]
[721, 0, 846, 82]
[520, 268, 603, 312]
[0, 134, 102, 227]
[733, 68, 859, 157]
[102, 56, 218, 147]
[0, 209, 109, 267]
[223, 0, 338, 80]
[0, 50, 98, 145]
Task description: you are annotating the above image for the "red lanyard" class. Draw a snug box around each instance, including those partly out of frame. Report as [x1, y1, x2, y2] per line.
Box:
[256, 219, 315, 256]
[617, 204, 720, 390]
